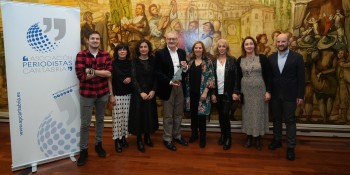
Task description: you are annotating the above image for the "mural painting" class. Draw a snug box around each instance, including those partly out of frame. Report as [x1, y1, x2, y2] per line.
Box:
[0, 0, 349, 126]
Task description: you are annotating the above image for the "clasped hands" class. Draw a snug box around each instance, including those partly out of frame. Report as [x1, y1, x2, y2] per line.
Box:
[140, 91, 155, 100]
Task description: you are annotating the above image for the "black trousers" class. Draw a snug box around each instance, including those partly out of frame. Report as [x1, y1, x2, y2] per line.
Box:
[271, 96, 297, 148]
[216, 94, 232, 137]
[190, 92, 206, 136]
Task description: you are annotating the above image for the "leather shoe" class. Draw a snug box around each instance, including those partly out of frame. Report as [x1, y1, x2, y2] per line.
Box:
[121, 136, 128, 148]
[286, 148, 295, 161]
[144, 133, 153, 147]
[164, 141, 176, 151]
[174, 137, 188, 146]
[77, 149, 88, 166]
[268, 140, 282, 150]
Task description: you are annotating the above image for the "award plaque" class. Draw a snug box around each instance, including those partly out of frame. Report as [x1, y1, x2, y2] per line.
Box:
[172, 67, 182, 84]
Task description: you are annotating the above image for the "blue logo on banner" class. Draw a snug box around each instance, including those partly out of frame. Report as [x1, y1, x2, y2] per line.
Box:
[26, 18, 66, 53]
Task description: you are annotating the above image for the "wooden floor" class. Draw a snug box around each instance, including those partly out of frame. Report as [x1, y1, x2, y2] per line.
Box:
[1, 122, 349, 175]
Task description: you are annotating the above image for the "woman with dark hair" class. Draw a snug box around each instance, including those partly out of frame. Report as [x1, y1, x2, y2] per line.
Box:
[128, 39, 158, 152]
[237, 36, 271, 150]
[185, 41, 215, 148]
[211, 39, 239, 150]
[108, 43, 132, 153]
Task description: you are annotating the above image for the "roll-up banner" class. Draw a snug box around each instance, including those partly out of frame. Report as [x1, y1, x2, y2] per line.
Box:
[1, 1, 81, 171]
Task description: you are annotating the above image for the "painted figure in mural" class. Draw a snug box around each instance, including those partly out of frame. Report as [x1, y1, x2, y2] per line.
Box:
[211, 39, 239, 150]
[336, 48, 350, 124]
[155, 31, 188, 151]
[322, 13, 333, 35]
[268, 33, 305, 161]
[170, 19, 186, 50]
[295, 35, 318, 122]
[210, 31, 222, 56]
[128, 39, 159, 153]
[237, 36, 271, 151]
[122, 3, 150, 58]
[75, 31, 112, 166]
[185, 41, 214, 148]
[148, 2, 177, 51]
[184, 20, 199, 54]
[108, 43, 132, 153]
[306, 14, 322, 37]
[311, 34, 338, 123]
[256, 33, 271, 56]
[200, 22, 214, 55]
[81, 12, 95, 50]
[269, 31, 281, 53]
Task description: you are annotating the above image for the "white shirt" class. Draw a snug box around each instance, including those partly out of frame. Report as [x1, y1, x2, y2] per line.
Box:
[216, 60, 225, 95]
[278, 49, 289, 74]
[168, 47, 180, 75]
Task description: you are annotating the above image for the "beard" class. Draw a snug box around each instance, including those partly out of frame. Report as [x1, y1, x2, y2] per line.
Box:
[278, 45, 288, 52]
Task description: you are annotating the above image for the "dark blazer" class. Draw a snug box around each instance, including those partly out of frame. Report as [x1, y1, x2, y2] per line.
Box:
[212, 55, 239, 101]
[155, 47, 187, 100]
[236, 54, 272, 93]
[268, 50, 305, 102]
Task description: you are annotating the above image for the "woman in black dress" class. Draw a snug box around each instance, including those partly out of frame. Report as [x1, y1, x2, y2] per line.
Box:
[128, 39, 158, 152]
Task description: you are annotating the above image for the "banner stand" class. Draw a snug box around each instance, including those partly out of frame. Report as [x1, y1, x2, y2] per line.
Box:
[1, 1, 81, 171]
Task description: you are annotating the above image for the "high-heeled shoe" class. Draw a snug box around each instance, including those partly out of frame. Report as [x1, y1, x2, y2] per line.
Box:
[223, 137, 231, 150]
[121, 136, 128, 148]
[255, 136, 262, 151]
[244, 135, 253, 148]
[144, 133, 153, 147]
[114, 139, 122, 153]
[137, 135, 145, 152]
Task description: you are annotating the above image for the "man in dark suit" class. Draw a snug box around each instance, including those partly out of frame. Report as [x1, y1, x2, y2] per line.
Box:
[155, 31, 188, 151]
[268, 33, 305, 161]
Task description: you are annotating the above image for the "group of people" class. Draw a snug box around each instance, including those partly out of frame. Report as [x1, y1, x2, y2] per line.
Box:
[74, 30, 305, 166]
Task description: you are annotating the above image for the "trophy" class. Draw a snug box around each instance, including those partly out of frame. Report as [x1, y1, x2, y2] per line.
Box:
[172, 66, 182, 85]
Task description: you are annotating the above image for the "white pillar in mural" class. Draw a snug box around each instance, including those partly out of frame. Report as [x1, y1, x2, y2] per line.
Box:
[1, 1, 80, 171]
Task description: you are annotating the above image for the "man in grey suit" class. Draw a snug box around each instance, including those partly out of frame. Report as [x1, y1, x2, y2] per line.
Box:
[268, 33, 305, 161]
[155, 31, 188, 151]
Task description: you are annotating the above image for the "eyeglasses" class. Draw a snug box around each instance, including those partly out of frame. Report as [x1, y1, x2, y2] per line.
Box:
[167, 38, 177, 41]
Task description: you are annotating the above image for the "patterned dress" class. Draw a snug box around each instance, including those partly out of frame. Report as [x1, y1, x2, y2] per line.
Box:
[240, 56, 269, 137]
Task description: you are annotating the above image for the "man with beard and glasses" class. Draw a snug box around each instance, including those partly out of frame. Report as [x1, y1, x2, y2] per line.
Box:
[155, 31, 188, 151]
[268, 33, 305, 161]
[75, 31, 112, 166]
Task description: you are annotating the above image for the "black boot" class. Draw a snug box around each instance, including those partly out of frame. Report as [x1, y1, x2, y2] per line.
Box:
[95, 142, 106, 157]
[255, 136, 262, 151]
[144, 133, 153, 147]
[218, 134, 225, 145]
[244, 135, 253, 148]
[77, 149, 88, 166]
[137, 135, 145, 152]
[121, 136, 128, 148]
[115, 139, 122, 153]
[223, 136, 231, 150]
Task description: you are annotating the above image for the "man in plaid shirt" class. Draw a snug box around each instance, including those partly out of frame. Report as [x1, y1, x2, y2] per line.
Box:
[75, 31, 112, 166]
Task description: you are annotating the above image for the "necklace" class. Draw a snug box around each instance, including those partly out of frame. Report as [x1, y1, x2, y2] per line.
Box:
[245, 55, 256, 76]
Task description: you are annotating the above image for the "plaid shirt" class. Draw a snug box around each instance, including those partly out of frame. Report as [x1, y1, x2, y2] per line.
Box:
[75, 49, 112, 98]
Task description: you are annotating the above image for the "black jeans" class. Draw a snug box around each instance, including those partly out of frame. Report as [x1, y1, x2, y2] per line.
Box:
[190, 92, 206, 136]
[216, 94, 232, 137]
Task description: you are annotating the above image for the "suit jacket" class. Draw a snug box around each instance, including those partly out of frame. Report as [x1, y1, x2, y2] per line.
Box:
[212, 55, 239, 101]
[155, 47, 187, 100]
[268, 50, 305, 102]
